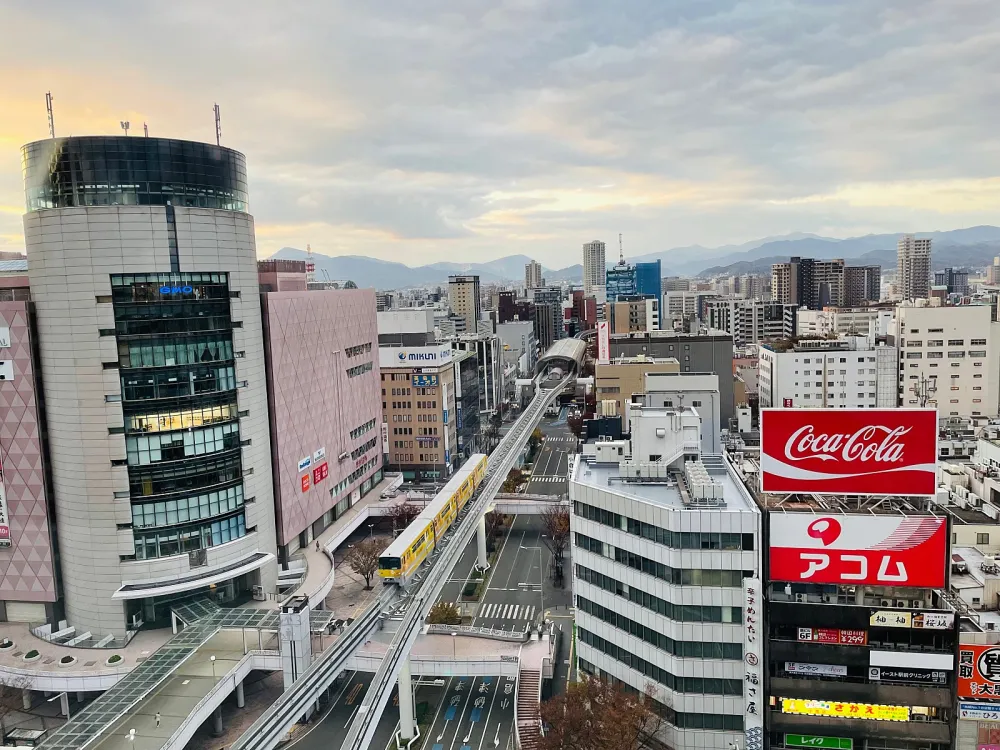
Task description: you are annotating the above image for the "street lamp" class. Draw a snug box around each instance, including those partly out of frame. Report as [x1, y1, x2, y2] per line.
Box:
[210, 655, 217, 679]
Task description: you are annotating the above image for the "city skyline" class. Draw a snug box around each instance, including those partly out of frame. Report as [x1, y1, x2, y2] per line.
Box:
[2, 2, 999, 269]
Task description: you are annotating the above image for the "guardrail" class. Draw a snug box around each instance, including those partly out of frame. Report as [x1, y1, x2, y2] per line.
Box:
[425, 624, 528, 642]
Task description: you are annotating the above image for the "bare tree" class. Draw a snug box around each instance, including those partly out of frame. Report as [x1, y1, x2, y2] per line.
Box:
[539, 678, 663, 750]
[484, 511, 512, 553]
[567, 414, 584, 438]
[386, 500, 420, 535]
[540, 505, 570, 585]
[426, 600, 462, 625]
[345, 538, 382, 590]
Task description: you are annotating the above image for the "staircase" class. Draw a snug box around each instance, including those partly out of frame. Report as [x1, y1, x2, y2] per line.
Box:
[516, 669, 541, 749]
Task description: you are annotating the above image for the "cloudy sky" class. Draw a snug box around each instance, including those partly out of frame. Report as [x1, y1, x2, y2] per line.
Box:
[1, 0, 998, 268]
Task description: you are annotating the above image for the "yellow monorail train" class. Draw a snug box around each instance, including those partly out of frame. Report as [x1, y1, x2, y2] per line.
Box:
[377, 454, 488, 585]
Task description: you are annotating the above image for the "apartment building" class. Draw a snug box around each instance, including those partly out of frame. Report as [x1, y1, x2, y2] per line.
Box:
[844, 264, 882, 305]
[607, 295, 659, 334]
[524, 260, 544, 289]
[758, 336, 898, 409]
[796, 307, 893, 338]
[771, 257, 846, 309]
[583, 240, 607, 297]
[894, 303, 1000, 417]
[571, 404, 761, 750]
[704, 299, 795, 346]
[447, 275, 482, 333]
[898, 235, 932, 300]
[661, 277, 691, 294]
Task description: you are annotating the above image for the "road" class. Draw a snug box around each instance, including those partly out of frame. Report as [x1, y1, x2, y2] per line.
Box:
[525, 408, 575, 495]
[424, 675, 516, 750]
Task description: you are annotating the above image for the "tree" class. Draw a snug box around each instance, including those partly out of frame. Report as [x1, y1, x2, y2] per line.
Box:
[346, 538, 382, 590]
[541, 506, 570, 586]
[482, 420, 500, 454]
[528, 427, 544, 458]
[501, 468, 525, 494]
[567, 414, 584, 438]
[484, 511, 512, 552]
[344, 280, 358, 289]
[538, 678, 663, 750]
[387, 500, 420, 535]
[426, 600, 462, 625]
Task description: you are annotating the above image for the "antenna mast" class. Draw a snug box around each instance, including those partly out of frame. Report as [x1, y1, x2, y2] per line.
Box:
[45, 92, 55, 138]
[213, 103, 222, 146]
[619, 232, 624, 264]
[120, 120, 130, 137]
[143, 122, 149, 137]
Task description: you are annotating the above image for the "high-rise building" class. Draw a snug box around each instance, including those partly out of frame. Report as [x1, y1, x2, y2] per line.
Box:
[524, 260, 544, 289]
[771, 257, 846, 309]
[495, 290, 516, 324]
[571, 404, 759, 749]
[661, 277, 690, 294]
[447, 275, 481, 333]
[582, 240, 607, 297]
[606, 295, 659, 334]
[605, 261, 636, 301]
[530, 286, 563, 350]
[22, 135, 278, 635]
[934, 267, 969, 297]
[843, 265, 882, 305]
[634, 260, 661, 298]
[897, 234, 932, 300]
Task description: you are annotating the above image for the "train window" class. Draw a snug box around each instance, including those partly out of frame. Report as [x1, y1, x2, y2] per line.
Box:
[380, 556, 401, 570]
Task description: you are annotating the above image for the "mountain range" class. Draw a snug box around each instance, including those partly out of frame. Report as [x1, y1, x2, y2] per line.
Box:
[269, 225, 1000, 289]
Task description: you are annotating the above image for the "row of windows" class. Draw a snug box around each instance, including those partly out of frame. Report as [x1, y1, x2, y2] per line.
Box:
[346, 362, 373, 378]
[390, 401, 412, 409]
[394, 441, 414, 449]
[129, 450, 241, 498]
[575, 533, 748, 587]
[388, 388, 411, 396]
[906, 351, 987, 359]
[117, 337, 234, 369]
[121, 365, 236, 402]
[127, 402, 237, 435]
[576, 660, 744, 732]
[577, 598, 742, 659]
[351, 437, 378, 460]
[383, 373, 409, 381]
[131, 483, 243, 529]
[347, 457, 379, 486]
[133, 512, 246, 560]
[798, 356, 875, 363]
[418, 414, 438, 423]
[574, 502, 753, 551]
[417, 400, 437, 409]
[576, 565, 742, 624]
[350, 419, 377, 440]
[418, 427, 439, 436]
[111, 272, 230, 287]
[345, 342, 372, 357]
[393, 427, 413, 435]
[127, 422, 240, 466]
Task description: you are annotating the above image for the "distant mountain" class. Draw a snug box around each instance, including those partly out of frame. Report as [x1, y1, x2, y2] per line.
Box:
[271, 248, 578, 289]
[693, 226, 1000, 277]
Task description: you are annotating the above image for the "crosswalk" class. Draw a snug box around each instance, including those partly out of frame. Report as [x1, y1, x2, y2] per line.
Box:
[478, 603, 537, 621]
[543, 436, 576, 444]
[529, 476, 566, 484]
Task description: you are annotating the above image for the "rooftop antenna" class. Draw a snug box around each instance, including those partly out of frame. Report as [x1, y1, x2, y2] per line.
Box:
[618, 232, 624, 264]
[213, 103, 222, 146]
[120, 120, 130, 136]
[143, 122, 148, 138]
[45, 92, 55, 138]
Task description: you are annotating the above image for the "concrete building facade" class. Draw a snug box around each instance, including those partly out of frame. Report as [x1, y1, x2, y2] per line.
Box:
[582, 240, 607, 297]
[704, 299, 795, 346]
[594, 356, 680, 428]
[22, 135, 277, 636]
[524, 260, 543, 290]
[447, 275, 481, 334]
[897, 234, 932, 300]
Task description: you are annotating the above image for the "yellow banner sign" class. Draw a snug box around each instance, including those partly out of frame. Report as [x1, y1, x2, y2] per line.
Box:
[781, 699, 909, 722]
[869, 610, 912, 628]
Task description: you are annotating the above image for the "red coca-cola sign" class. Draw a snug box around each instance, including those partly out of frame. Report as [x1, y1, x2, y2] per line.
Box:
[770, 513, 947, 587]
[760, 408, 937, 496]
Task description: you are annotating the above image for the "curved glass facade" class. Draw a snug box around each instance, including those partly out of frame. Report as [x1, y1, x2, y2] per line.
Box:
[112, 272, 247, 561]
[21, 136, 248, 213]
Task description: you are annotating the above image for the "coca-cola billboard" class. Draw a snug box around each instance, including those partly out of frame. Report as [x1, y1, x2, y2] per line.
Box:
[769, 514, 947, 587]
[760, 408, 937, 496]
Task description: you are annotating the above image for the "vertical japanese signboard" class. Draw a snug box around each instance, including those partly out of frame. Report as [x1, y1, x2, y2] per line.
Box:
[596, 321, 610, 364]
[744, 577, 763, 750]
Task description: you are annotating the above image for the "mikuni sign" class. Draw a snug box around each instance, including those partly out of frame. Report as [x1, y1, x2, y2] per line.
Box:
[760, 408, 937, 496]
[770, 514, 947, 588]
[381, 346, 453, 368]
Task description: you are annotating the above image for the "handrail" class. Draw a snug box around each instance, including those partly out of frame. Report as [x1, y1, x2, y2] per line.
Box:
[425, 624, 528, 642]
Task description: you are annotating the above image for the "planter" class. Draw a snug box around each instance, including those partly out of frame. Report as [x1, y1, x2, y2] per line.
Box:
[22, 650, 40, 662]
[58, 655, 76, 667]
[106, 654, 122, 666]
[0, 639, 14, 651]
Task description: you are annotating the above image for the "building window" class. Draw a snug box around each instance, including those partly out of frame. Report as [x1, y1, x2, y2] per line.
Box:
[948, 339, 964, 346]
[978, 533, 990, 545]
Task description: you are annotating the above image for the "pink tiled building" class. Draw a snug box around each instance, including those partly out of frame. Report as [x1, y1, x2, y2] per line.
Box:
[261, 287, 383, 558]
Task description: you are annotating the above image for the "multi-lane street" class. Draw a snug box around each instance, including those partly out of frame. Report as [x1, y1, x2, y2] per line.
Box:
[525, 407, 576, 495]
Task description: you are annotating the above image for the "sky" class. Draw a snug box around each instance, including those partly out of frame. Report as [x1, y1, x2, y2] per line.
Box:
[1, 0, 999, 268]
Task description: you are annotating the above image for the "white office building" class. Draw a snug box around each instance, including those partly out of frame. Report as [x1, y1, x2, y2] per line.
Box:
[796, 307, 893, 338]
[758, 335, 898, 409]
[496, 321, 537, 376]
[895, 302, 1000, 417]
[571, 404, 760, 749]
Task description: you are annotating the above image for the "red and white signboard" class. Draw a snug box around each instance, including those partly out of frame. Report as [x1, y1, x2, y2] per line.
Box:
[760, 408, 937, 496]
[770, 513, 947, 588]
[596, 321, 610, 365]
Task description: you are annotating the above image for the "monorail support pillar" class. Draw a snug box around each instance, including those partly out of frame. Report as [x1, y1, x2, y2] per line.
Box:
[398, 659, 416, 741]
[477, 514, 489, 570]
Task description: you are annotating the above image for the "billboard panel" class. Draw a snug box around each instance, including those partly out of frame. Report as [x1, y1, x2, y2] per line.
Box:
[770, 514, 947, 587]
[959, 645, 1000, 699]
[760, 408, 937, 496]
[596, 321, 610, 365]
